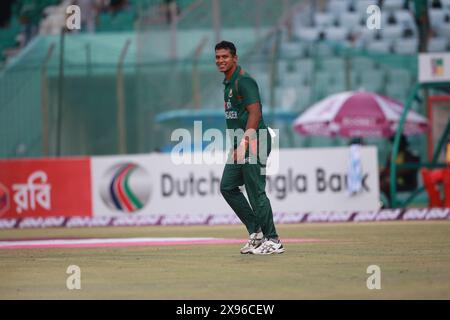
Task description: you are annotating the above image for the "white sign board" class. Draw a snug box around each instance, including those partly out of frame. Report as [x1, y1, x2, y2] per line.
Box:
[91, 147, 380, 217]
[419, 53, 450, 83]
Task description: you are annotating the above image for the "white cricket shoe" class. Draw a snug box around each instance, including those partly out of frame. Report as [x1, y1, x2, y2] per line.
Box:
[251, 238, 285, 255]
[240, 232, 264, 254]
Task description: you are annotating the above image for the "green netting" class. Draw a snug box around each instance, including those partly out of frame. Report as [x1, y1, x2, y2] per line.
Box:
[0, 27, 270, 158]
[133, 0, 305, 151]
[1, 33, 140, 158]
[0, 0, 431, 162]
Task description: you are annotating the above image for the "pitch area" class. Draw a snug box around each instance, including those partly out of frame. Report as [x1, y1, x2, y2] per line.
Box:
[0, 221, 449, 299]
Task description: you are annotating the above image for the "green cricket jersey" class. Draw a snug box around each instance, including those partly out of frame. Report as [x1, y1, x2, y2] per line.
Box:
[223, 65, 267, 133]
[220, 67, 277, 239]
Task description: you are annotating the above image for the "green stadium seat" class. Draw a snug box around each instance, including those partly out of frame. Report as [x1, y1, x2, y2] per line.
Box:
[320, 57, 346, 72]
[325, 84, 344, 96]
[246, 61, 269, 75]
[314, 12, 336, 27]
[438, 23, 450, 37]
[395, 10, 415, 25]
[430, 8, 447, 29]
[352, 57, 376, 70]
[275, 87, 299, 110]
[383, 0, 404, 10]
[359, 69, 385, 92]
[280, 41, 306, 59]
[386, 83, 409, 101]
[338, 12, 362, 32]
[324, 27, 348, 42]
[314, 71, 330, 88]
[328, 0, 350, 14]
[315, 42, 335, 57]
[367, 39, 393, 53]
[297, 85, 312, 110]
[392, 38, 418, 54]
[382, 25, 404, 39]
[296, 28, 320, 42]
[355, 0, 377, 15]
[279, 72, 303, 87]
[387, 68, 413, 85]
[428, 37, 449, 52]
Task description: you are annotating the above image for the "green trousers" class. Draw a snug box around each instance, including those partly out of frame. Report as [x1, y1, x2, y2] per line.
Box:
[220, 139, 278, 239]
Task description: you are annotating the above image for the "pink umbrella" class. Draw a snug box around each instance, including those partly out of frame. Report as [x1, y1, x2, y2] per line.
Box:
[293, 91, 429, 137]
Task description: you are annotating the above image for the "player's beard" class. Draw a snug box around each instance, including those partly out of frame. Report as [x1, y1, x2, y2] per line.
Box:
[219, 63, 236, 76]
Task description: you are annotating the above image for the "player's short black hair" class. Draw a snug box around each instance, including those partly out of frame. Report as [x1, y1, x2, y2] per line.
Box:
[215, 41, 237, 56]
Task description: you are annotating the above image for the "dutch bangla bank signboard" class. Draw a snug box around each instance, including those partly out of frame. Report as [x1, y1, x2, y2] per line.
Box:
[90, 147, 380, 217]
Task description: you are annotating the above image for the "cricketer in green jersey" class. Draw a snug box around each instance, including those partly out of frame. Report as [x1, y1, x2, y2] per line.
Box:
[215, 40, 284, 255]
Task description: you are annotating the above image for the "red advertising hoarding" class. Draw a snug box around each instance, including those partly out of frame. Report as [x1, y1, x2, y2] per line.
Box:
[0, 158, 92, 218]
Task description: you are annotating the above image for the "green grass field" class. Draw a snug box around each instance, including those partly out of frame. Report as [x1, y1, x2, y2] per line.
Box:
[0, 221, 449, 299]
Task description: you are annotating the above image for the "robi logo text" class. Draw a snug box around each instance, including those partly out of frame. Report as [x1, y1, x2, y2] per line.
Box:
[0, 183, 10, 216]
[100, 163, 151, 213]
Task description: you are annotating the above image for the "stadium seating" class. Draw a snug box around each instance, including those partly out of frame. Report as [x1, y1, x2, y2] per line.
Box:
[394, 10, 415, 25]
[268, 0, 444, 155]
[0, 0, 444, 159]
[338, 11, 362, 31]
[367, 39, 393, 53]
[355, 0, 377, 14]
[280, 41, 306, 59]
[328, 0, 350, 13]
[295, 27, 321, 42]
[428, 37, 449, 52]
[324, 27, 348, 41]
[381, 25, 405, 39]
[439, 23, 450, 37]
[383, 0, 405, 10]
[276, 87, 299, 110]
[314, 12, 335, 27]
[147, 0, 448, 154]
[392, 38, 418, 54]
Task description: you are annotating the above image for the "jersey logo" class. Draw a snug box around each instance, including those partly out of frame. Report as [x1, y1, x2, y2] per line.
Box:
[228, 89, 233, 98]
